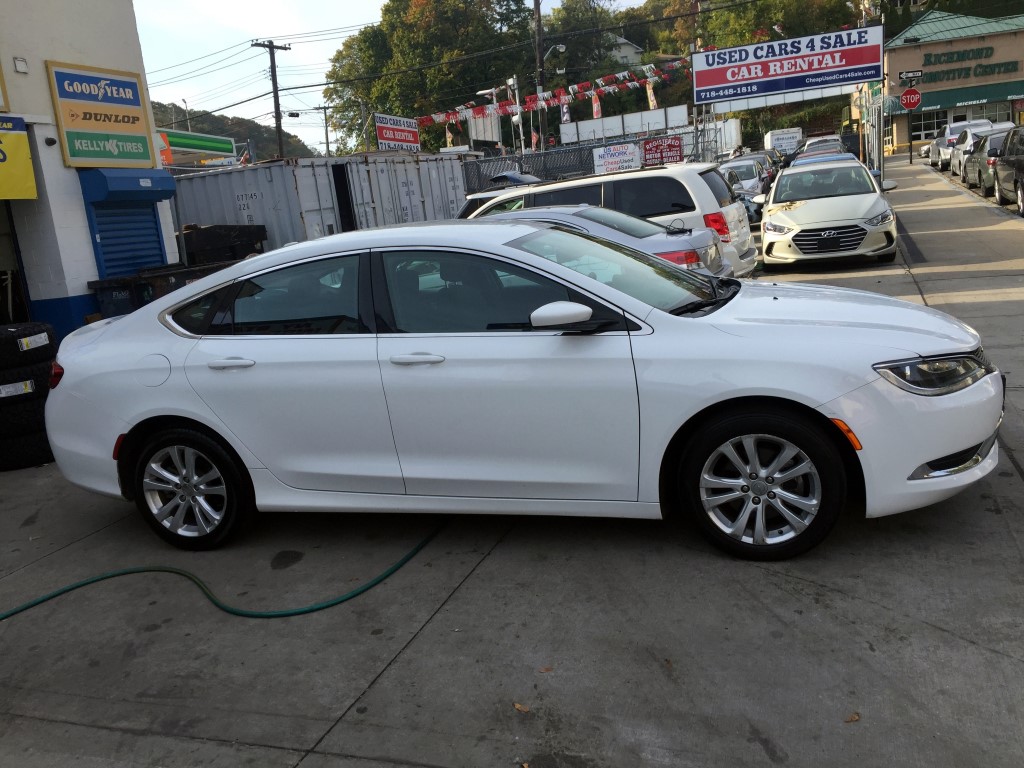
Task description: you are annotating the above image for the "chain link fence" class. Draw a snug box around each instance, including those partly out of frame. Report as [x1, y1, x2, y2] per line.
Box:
[462, 119, 726, 194]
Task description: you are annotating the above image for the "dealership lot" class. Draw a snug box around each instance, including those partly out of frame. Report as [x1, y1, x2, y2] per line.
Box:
[2, 156, 1024, 768]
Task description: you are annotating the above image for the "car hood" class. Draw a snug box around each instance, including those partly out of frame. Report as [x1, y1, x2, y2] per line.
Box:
[709, 281, 979, 358]
[763, 193, 887, 226]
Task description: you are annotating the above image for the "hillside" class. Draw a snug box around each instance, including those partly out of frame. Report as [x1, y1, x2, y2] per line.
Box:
[150, 101, 316, 161]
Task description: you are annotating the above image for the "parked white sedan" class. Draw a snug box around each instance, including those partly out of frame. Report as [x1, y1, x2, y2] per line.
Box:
[46, 221, 1003, 559]
[756, 160, 899, 265]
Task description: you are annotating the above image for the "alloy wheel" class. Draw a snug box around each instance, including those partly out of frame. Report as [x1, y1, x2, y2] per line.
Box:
[142, 444, 228, 538]
[698, 433, 821, 547]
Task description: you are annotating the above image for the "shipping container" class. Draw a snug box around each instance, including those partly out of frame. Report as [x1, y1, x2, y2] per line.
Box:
[173, 154, 470, 252]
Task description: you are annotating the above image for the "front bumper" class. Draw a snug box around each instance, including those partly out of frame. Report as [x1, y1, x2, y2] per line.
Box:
[762, 219, 897, 264]
[819, 372, 1004, 518]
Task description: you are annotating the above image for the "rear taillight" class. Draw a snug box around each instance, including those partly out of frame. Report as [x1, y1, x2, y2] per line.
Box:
[987, 158, 998, 167]
[657, 250, 702, 268]
[703, 212, 731, 242]
[947, 138, 957, 146]
[49, 361, 64, 389]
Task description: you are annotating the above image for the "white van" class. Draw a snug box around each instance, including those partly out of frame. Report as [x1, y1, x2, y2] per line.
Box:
[464, 163, 758, 277]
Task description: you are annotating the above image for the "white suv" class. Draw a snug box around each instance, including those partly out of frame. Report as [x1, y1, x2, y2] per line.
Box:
[464, 163, 758, 277]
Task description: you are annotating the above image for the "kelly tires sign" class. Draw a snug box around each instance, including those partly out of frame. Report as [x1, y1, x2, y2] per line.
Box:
[46, 61, 156, 168]
[374, 113, 421, 152]
[692, 26, 883, 105]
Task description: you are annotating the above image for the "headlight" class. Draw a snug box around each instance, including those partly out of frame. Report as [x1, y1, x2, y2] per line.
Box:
[865, 208, 894, 227]
[763, 220, 792, 234]
[874, 352, 996, 396]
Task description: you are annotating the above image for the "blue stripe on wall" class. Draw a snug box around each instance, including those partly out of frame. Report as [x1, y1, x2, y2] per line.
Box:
[29, 294, 100, 343]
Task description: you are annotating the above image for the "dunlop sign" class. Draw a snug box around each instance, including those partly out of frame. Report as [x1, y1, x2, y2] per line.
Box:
[46, 61, 155, 168]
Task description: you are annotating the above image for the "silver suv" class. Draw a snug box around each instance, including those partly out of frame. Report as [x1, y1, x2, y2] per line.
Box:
[464, 163, 758, 277]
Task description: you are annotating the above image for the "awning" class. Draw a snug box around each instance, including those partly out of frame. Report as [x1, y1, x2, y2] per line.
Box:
[78, 168, 176, 203]
[0, 117, 38, 200]
[890, 79, 1024, 115]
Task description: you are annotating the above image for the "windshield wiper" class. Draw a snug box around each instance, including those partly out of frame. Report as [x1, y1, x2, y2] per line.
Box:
[670, 295, 733, 315]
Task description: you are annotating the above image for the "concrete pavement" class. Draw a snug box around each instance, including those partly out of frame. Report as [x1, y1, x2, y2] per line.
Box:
[2, 160, 1024, 768]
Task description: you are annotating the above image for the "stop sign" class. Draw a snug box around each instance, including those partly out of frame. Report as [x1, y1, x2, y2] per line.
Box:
[900, 88, 922, 111]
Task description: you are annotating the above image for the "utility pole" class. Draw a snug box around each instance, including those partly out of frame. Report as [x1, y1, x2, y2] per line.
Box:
[318, 105, 331, 157]
[251, 40, 291, 158]
[534, 0, 545, 152]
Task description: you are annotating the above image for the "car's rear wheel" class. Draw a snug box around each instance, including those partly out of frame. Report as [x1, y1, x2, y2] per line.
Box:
[133, 429, 252, 550]
[678, 410, 845, 560]
[1017, 184, 1024, 218]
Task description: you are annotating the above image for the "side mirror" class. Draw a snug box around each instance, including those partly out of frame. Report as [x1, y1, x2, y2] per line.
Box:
[881, 180, 898, 192]
[530, 301, 593, 328]
[752, 194, 767, 205]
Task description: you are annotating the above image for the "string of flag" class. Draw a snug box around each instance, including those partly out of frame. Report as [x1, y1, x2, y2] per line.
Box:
[416, 59, 690, 128]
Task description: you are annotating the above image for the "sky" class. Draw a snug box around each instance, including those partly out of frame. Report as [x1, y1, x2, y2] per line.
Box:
[133, 0, 642, 154]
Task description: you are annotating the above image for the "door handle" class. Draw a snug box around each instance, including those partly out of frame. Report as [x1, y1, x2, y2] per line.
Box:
[389, 353, 446, 366]
[207, 358, 256, 370]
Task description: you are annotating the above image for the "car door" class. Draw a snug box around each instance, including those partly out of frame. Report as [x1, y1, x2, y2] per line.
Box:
[373, 248, 640, 501]
[183, 252, 405, 494]
[1002, 129, 1024, 198]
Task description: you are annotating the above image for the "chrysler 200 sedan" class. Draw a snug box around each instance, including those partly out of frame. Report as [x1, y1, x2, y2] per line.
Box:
[46, 221, 1003, 560]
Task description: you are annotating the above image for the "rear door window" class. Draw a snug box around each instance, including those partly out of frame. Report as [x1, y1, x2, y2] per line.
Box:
[613, 177, 695, 217]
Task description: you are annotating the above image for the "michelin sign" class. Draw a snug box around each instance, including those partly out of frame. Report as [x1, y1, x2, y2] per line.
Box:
[692, 26, 883, 105]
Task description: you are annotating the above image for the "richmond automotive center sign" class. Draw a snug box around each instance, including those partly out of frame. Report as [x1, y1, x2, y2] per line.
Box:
[692, 26, 883, 105]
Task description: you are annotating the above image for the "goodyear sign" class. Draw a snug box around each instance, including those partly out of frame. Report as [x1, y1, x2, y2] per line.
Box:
[0, 117, 38, 200]
[46, 61, 155, 168]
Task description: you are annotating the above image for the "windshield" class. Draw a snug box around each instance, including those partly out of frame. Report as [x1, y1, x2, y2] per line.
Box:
[572, 206, 667, 238]
[509, 227, 717, 312]
[772, 166, 875, 203]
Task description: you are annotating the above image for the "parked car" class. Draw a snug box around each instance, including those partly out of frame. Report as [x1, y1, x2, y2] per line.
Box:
[723, 168, 763, 224]
[456, 171, 545, 218]
[962, 129, 1011, 197]
[928, 119, 993, 170]
[950, 122, 1015, 179]
[742, 150, 782, 185]
[466, 163, 758, 277]
[993, 124, 1024, 214]
[755, 159, 899, 266]
[45, 220, 1004, 560]
[919, 143, 931, 158]
[719, 158, 770, 194]
[481, 205, 733, 278]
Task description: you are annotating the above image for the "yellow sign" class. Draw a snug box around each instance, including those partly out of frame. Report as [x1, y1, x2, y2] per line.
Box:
[0, 117, 38, 199]
[46, 60, 155, 168]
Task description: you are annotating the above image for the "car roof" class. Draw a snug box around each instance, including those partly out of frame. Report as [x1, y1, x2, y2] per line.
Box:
[791, 152, 858, 165]
[780, 159, 865, 173]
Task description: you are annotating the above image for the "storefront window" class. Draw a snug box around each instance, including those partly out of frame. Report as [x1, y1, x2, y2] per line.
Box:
[973, 103, 1011, 123]
[911, 112, 945, 141]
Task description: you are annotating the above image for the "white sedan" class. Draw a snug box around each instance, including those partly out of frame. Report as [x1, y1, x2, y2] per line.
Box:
[756, 160, 899, 265]
[46, 221, 1003, 560]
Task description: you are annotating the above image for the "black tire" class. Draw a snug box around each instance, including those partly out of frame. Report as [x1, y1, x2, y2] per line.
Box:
[0, 397, 47, 438]
[994, 175, 1009, 205]
[877, 250, 897, 263]
[964, 168, 975, 188]
[0, 322, 56, 368]
[0, 361, 53, 402]
[980, 173, 992, 197]
[677, 410, 846, 560]
[132, 428, 253, 550]
[1017, 183, 1024, 218]
[0, 429, 53, 472]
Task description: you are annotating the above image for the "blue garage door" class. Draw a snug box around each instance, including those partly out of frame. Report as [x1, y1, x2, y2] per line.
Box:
[93, 202, 166, 278]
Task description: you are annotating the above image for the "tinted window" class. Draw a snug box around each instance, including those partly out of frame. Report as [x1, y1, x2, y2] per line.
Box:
[614, 177, 695, 217]
[1009, 129, 1024, 155]
[170, 285, 235, 335]
[226, 254, 364, 335]
[700, 169, 735, 207]
[382, 250, 583, 333]
[533, 185, 601, 207]
[573, 207, 666, 238]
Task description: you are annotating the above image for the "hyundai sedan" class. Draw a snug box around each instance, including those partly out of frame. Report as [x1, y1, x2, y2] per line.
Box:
[46, 221, 1003, 560]
[756, 160, 899, 266]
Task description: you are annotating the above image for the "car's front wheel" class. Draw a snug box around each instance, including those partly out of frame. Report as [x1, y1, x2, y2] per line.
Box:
[133, 428, 252, 550]
[678, 410, 846, 560]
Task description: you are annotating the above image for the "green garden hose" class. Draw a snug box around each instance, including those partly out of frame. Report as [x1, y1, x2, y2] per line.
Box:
[0, 524, 442, 622]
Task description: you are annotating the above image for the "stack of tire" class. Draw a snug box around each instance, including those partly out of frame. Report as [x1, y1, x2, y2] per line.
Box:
[0, 322, 57, 471]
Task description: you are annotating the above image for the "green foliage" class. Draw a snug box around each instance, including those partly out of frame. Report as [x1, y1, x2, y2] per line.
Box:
[151, 101, 314, 161]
